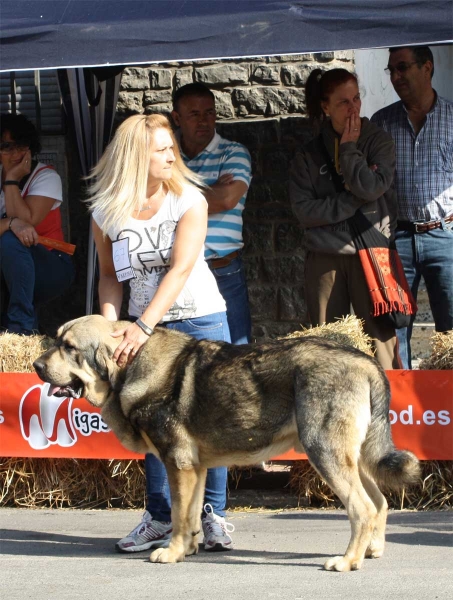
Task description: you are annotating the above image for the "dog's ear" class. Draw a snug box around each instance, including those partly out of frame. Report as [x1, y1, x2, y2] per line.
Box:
[95, 344, 118, 383]
[56, 317, 81, 338]
[94, 320, 130, 384]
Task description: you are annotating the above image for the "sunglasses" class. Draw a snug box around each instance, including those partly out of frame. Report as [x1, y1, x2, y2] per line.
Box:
[0, 141, 30, 154]
[384, 61, 419, 76]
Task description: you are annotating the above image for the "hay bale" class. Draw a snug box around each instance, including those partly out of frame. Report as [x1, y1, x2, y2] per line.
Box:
[419, 331, 453, 370]
[0, 457, 146, 509]
[282, 315, 375, 356]
[0, 332, 53, 373]
[288, 460, 453, 510]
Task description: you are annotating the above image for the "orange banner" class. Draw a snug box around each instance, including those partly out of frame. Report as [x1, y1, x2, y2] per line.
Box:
[0, 371, 452, 460]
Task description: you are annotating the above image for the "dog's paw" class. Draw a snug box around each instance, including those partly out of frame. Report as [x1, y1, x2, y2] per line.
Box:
[149, 547, 185, 563]
[365, 544, 384, 559]
[324, 555, 362, 572]
[186, 538, 199, 556]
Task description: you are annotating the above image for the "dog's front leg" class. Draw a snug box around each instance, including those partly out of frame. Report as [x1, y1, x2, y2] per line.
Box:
[149, 464, 202, 564]
[101, 396, 147, 453]
[186, 466, 207, 556]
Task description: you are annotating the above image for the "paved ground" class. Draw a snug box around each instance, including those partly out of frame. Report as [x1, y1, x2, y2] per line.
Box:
[1, 508, 452, 600]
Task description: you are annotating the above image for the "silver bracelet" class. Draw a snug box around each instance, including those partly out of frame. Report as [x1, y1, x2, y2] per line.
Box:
[136, 318, 154, 336]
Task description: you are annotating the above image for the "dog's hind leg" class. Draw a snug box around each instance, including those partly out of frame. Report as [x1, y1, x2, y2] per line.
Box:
[320, 468, 377, 571]
[302, 434, 377, 572]
[149, 464, 202, 564]
[359, 463, 388, 559]
[318, 462, 377, 572]
[295, 368, 380, 571]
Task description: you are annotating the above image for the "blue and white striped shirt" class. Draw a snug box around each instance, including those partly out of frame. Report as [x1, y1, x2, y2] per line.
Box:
[371, 94, 453, 222]
[181, 132, 252, 259]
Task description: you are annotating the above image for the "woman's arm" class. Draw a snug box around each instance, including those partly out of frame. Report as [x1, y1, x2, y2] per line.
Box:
[141, 198, 207, 325]
[3, 151, 57, 225]
[339, 129, 396, 202]
[4, 186, 55, 225]
[92, 220, 123, 321]
[5, 216, 39, 246]
[112, 196, 208, 365]
[289, 152, 366, 228]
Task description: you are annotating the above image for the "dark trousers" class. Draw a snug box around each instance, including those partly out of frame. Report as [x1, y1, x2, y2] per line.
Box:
[0, 231, 75, 334]
[305, 251, 401, 370]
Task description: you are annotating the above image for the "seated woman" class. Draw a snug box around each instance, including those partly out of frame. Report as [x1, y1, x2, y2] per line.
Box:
[290, 68, 401, 369]
[0, 113, 75, 335]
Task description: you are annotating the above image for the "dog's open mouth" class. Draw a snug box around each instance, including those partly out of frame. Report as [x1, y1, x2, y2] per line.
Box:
[48, 382, 83, 399]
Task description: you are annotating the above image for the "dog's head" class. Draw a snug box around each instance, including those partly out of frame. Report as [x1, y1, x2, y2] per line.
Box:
[33, 315, 127, 407]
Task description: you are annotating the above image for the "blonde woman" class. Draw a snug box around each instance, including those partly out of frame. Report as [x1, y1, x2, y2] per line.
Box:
[89, 114, 234, 555]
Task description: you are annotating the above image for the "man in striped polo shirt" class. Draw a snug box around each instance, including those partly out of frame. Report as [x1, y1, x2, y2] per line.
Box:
[172, 83, 252, 344]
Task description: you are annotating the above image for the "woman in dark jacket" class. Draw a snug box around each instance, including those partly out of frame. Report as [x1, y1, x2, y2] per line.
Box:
[290, 68, 401, 369]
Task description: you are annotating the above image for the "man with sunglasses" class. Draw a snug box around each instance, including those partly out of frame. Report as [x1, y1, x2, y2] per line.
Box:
[371, 46, 453, 369]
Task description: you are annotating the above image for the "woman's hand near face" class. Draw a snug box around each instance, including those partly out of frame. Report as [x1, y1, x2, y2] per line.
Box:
[340, 112, 361, 145]
[9, 217, 38, 247]
[3, 149, 32, 181]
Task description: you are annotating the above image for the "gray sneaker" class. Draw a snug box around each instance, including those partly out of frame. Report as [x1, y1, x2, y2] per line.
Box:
[202, 504, 235, 551]
[115, 511, 172, 553]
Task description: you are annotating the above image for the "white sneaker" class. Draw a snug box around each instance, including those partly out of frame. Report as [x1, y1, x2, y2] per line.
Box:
[115, 511, 172, 553]
[201, 504, 235, 551]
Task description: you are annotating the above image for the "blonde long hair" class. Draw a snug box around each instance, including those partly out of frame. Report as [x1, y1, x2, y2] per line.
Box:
[87, 113, 204, 233]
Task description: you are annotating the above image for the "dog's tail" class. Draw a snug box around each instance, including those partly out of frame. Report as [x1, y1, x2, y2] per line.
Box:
[361, 366, 421, 491]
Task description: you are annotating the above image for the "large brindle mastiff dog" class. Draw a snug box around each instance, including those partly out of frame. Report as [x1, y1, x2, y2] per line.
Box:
[34, 315, 420, 571]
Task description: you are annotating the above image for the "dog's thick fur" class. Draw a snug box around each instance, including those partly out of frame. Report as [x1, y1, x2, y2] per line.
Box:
[34, 315, 420, 571]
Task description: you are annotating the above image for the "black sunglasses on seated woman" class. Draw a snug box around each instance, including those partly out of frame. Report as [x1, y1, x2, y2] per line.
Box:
[0, 141, 30, 154]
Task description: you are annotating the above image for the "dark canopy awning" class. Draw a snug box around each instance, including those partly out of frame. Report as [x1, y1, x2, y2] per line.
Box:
[1, 0, 452, 72]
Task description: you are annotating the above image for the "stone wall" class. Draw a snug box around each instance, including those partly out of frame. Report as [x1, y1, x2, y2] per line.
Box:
[116, 52, 354, 341]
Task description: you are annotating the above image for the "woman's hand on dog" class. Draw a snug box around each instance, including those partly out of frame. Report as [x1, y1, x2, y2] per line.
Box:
[111, 322, 149, 366]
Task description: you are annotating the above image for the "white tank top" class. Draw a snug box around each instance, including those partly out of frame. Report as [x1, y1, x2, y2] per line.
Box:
[93, 185, 226, 321]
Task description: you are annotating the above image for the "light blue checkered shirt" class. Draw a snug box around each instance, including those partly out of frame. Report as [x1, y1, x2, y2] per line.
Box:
[181, 132, 252, 259]
[371, 94, 453, 222]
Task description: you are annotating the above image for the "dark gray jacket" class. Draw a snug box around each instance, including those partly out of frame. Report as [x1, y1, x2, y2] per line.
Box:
[289, 118, 397, 254]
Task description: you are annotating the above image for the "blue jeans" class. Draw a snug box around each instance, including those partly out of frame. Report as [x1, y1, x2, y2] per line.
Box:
[209, 255, 252, 345]
[0, 231, 75, 334]
[144, 311, 231, 521]
[395, 223, 453, 369]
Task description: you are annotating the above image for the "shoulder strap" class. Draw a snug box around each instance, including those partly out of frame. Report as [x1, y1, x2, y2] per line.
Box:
[22, 163, 56, 198]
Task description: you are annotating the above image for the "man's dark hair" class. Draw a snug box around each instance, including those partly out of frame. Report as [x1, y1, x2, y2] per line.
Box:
[0, 112, 42, 155]
[389, 46, 434, 79]
[172, 82, 215, 111]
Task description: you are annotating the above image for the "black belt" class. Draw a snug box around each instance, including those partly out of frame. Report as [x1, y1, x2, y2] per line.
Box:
[208, 250, 240, 269]
[397, 215, 453, 234]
